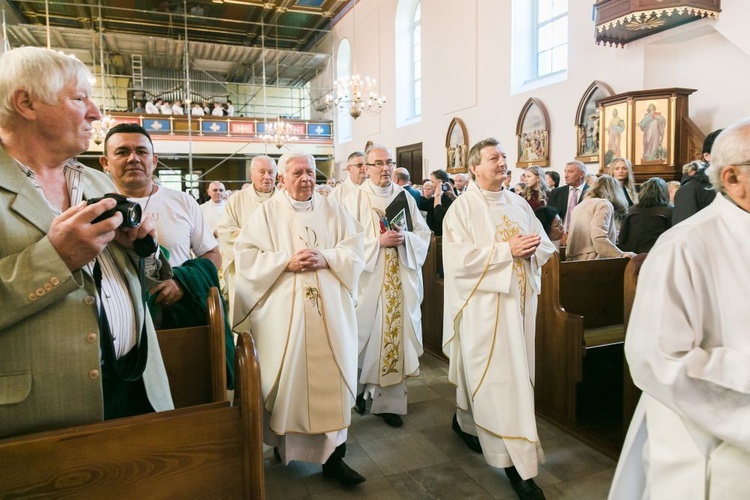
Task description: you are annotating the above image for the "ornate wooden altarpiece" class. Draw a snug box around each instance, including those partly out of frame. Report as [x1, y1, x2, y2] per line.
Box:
[596, 87, 703, 182]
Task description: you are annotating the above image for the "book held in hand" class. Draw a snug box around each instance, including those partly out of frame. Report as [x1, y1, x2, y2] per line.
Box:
[385, 191, 413, 231]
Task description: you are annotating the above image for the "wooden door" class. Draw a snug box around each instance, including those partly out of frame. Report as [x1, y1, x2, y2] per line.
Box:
[396, 142, 423, 184]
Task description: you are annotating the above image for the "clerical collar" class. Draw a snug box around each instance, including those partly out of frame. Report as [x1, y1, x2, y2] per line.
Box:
[255, 188, 274, 199]
[367, 179, 394, 196]
[284, 190, 313, 212]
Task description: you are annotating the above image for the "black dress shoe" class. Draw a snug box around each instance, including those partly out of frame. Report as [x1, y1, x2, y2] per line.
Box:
[373, 412, 403, 427]
[273, 447, 282, 463]
[322, 459, 366, 487]
[452, 414, 483, 453]
[504, 466, 545, 500]
[354, 393, 366, 414]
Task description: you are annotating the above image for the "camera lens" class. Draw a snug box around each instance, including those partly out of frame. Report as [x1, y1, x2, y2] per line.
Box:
[123, 203, 142, 228]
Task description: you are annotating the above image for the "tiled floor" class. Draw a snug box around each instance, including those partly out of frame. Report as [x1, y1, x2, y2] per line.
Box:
[264, 353, 617, 499]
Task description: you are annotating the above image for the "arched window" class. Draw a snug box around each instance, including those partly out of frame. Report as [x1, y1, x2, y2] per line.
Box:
[336, 38, 352, 143]
[395, 0, 421, 126]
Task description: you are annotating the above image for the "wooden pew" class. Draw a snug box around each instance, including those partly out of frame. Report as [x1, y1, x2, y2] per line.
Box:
[0, 289, 265, 499]
[622, 253, 647, 432]
[421, 234, 447, 361]
[535, 253, 630, 424]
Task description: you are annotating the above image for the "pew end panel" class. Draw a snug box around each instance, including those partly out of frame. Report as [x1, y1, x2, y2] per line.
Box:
[157, 287, 227, 408]
[421, 234, 447, 361]
[535, 254, 630, 424]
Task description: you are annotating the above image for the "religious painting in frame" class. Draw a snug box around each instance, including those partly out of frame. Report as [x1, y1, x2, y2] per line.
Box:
[516, 98, 550, 168]
[575, 81, 614, 163]
[445, 117, 469, 174]
[600, 100, 630, 169]
[633, 98, 671, 166]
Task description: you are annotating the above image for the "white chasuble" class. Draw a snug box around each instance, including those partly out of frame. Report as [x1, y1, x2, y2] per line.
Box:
[609, 194, 750, 500]
[442, 182, 555, 479]
[343, 181, 431, 389]
[231, 191, 364, 436]
[217, 186, 276, 319]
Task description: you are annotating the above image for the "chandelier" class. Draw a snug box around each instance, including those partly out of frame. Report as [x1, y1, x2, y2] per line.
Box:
[91, 114, 115, 145]
[326, 74, 386, 119]
[259, 117, 299, 149]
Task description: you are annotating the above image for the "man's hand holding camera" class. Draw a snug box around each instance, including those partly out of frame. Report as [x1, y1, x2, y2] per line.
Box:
[48, 197, 124, 272]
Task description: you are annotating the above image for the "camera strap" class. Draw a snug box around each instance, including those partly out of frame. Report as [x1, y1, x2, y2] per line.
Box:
[94, 258, 149, 382]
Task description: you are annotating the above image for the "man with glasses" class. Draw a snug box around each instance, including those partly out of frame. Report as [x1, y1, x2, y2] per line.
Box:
[344, 145, 431, 428]
[331, 151, 367, 205]
[610, 118, 750, 499]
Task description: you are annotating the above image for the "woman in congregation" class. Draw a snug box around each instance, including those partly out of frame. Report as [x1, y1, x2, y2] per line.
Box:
[618, 177, 673, 254]
[519, 165, 550, 210]
[566, 175, 634, 261]
[609, 157, 638, 207]
[534, 205, 564, 251]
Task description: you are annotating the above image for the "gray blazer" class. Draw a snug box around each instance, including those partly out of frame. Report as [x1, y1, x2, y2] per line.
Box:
[0, 148, 173, 438]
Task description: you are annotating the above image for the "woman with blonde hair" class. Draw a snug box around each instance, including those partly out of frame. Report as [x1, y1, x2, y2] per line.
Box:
[609, 157, 638, 206]
[519, 165, 550, 210]
[566, 175, 634, 261]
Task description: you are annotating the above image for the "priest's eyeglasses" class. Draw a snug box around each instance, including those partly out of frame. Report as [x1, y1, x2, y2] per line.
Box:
[366, 160, 396, 169]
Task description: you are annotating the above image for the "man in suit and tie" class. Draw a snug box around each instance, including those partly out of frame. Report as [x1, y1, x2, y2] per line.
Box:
[548, 160, 588, 245]
[0, 47, 173, 439]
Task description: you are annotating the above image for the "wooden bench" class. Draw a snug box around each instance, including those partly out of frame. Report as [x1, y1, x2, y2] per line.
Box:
[0, 288, 265, 499]
[535, 253, 630, 424]
[421, 234, 447, 361]
[622, 253, 647, 432]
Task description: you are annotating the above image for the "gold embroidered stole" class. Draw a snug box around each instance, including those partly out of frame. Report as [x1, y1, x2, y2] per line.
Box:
[495, 215, 528, 317]
[301, 273, 344, 433]
[379, 248, 404, 387]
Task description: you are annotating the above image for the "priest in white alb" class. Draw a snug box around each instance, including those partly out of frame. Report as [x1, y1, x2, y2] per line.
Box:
[231, 152, 366, 487]
[217, 154, 277, 320]
[343, 145, 431, 428]
[609, 119, 750, 499]
[442, 137, 554, 500]
[330, 151, 366, 205]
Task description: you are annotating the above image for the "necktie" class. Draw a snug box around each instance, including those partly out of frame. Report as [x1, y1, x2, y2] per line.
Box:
[565, 187, 578, 231]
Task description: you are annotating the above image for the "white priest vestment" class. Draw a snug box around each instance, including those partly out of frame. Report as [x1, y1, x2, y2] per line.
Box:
[231, 190, 364, 464]
[217, 186, 276, 320]
[330, 176, 360, 206]
[442, 182, 555, 479]
[609, 194, 750, 499]
[343, 180, 430, 414]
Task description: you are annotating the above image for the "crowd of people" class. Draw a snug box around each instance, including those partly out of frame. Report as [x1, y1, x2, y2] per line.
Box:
[134, 98, 235, 117]
[2, 46, 747, 500]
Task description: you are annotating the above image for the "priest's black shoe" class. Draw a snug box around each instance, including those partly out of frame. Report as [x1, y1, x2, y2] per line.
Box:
[354, 393, 366, 414]
[374, 412, 403, 427]
[504, 466, 545, 500]
[323, 443, 366, 487]
[452, 414, 483, 453]
[322, 460, 366, 487]
[273, 447, 282, 463]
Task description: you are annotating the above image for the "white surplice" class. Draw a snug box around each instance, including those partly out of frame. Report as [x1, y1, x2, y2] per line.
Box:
[217, 186, 276, 320]
[343, 180, 430, 414]
[609, 194, 750, 499]
[231, 190, 364, 464]
[442, 182, 555, 479]
[330, 176, 360, 206]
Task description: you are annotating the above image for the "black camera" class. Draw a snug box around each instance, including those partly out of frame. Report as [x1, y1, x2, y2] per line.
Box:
[88, 193, 142, 228]
[87, 193, 157, 257]
[441, 183, 451, 192]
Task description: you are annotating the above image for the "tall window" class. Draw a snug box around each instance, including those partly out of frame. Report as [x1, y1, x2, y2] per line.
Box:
[395, 0, 421, 126]
[336, 38, 352, 144]
[535, 0, 568, 78]
[412, 2, 422, 118]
